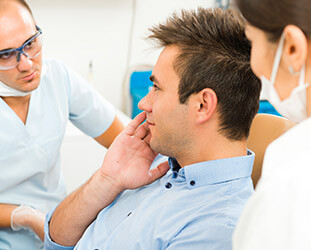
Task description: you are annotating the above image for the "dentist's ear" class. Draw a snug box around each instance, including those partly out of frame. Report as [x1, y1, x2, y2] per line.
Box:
[283, 25, 308, 73]
[196, 88, 217, 124]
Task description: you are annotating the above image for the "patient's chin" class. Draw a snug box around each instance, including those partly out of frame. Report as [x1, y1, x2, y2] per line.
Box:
[150, 140, 162, 155]
[150, 140, 174, 159]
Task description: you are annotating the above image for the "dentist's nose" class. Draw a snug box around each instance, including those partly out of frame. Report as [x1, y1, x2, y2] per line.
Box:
[17, 53, 33, 72]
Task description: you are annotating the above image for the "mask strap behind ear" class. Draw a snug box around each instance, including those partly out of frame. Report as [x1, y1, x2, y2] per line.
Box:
[270, 33, 286, 84]
[298, 63, 306, 87]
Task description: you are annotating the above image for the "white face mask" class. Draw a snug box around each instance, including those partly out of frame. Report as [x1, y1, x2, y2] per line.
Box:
[0, 80, 32, 97]
[261, 33, 309, 123]
[0, 64, 48, 97]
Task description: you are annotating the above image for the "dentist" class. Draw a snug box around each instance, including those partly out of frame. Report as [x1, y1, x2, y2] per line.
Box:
[233, 0, 311, 249]
[0, 0, 124, 249]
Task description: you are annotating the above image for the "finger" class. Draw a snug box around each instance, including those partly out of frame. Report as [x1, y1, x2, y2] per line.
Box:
[123, 112, 146, 136]
[134, 122, 149, 139]
[148, 161, 170, 183]
[143, 133, 151, 145]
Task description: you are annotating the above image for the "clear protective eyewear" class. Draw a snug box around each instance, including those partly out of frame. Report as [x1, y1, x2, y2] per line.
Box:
[0, 26, 42, 70]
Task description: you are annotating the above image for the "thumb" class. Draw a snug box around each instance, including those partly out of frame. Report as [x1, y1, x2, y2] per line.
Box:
[148, 161, 170, 183]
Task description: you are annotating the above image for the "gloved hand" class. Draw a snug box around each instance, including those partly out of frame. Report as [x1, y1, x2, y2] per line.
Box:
[11, 204, 45, 241]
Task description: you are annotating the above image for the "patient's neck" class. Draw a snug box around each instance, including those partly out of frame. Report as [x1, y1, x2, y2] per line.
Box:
[175, 135, 248, 168]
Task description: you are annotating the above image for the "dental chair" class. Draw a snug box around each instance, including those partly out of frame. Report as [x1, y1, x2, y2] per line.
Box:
[247, 114, 296, 188]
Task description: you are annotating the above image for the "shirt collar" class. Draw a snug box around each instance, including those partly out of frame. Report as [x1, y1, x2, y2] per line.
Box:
[168, 149, 254, 189]
[168, 157, 182, 178]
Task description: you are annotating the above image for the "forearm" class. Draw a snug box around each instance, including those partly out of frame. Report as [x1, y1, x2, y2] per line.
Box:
[28, 212, 45, 241]
[0, 204, 18, 227]
[94, 117, 125, 148]
[1, 203, 45, 241]
[49, 170, 123, 246]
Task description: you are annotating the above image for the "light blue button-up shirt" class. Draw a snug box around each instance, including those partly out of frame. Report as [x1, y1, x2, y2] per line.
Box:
[45, 151, 254, 250]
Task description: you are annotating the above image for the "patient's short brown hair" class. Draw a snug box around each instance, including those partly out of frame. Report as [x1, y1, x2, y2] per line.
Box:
[148, 8, 261, 141]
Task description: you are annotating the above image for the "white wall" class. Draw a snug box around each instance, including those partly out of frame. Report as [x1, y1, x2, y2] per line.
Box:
[28, 0, 215, 111]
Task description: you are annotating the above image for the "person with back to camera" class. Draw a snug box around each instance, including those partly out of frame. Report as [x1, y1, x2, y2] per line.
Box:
[44, 8, 262, 250]
[232, 0, 311, 249]
[0, 0, 124, 249]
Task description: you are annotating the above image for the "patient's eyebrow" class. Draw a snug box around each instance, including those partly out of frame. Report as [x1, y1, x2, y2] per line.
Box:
[149, 75, 160, 84]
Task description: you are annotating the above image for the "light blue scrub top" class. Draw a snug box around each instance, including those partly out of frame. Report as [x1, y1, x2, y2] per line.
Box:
[45, 151, 254, 250]
[0, 59, 115, 250]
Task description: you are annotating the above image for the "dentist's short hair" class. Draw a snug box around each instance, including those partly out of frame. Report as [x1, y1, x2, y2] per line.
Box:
[148, 8, 261, 141]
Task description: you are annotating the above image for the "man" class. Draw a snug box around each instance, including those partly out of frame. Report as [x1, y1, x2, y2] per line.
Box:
[45, 8, 261, 250]
[0, 0, 124, 249]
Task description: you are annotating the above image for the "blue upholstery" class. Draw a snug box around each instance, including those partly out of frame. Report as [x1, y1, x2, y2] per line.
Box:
[258, 100, 281, 117]
[130, 70, 152, 118]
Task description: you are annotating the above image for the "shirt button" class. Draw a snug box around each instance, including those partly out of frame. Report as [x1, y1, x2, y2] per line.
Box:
[165, 182, 172, 189]
[190, 180, 196, 186]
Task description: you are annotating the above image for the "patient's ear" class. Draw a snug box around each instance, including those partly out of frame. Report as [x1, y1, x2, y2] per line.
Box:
[195, 88, 217, 124]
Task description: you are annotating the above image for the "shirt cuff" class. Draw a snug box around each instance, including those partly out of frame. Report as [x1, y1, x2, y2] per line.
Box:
[44, 205, 75, 250]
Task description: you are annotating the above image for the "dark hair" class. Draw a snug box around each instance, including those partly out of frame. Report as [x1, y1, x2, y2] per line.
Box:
[235, 0, 311, 41]
[148, 8, 261, 141]
[0, 0, 34, 18]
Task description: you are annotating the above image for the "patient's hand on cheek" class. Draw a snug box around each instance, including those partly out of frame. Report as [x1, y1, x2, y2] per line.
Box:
[99, 112, 169, 191]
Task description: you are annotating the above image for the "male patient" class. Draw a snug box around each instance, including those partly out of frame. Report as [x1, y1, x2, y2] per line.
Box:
[45, 8, 261, 250]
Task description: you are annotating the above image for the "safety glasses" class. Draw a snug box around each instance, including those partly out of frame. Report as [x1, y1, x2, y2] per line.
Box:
[0, 26, 42, 70]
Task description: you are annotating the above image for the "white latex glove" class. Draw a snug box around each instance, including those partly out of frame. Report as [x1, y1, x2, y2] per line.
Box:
[11, 204, 45, 241]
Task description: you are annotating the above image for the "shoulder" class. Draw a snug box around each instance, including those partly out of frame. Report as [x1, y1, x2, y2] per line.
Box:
[42, 58, 69, 77]
[40, 58, 71, 86]
[40, 58, 78, 95]
[42, 58, 67, 68]
[185, 178, 252, 231]
[263, 118, 311, 175]
[269, 118, 311, 147]
[168, 207, 235, 250]
[37, 59, 78, 107]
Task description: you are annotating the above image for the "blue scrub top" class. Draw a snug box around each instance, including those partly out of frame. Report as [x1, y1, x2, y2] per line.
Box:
[0, 59, 115, 250]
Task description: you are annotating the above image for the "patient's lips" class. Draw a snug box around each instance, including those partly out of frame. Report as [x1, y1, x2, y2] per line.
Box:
[146, 120, 155, 126]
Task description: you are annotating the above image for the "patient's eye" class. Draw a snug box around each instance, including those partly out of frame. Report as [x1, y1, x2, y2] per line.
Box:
[153, 83, 160, 91]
